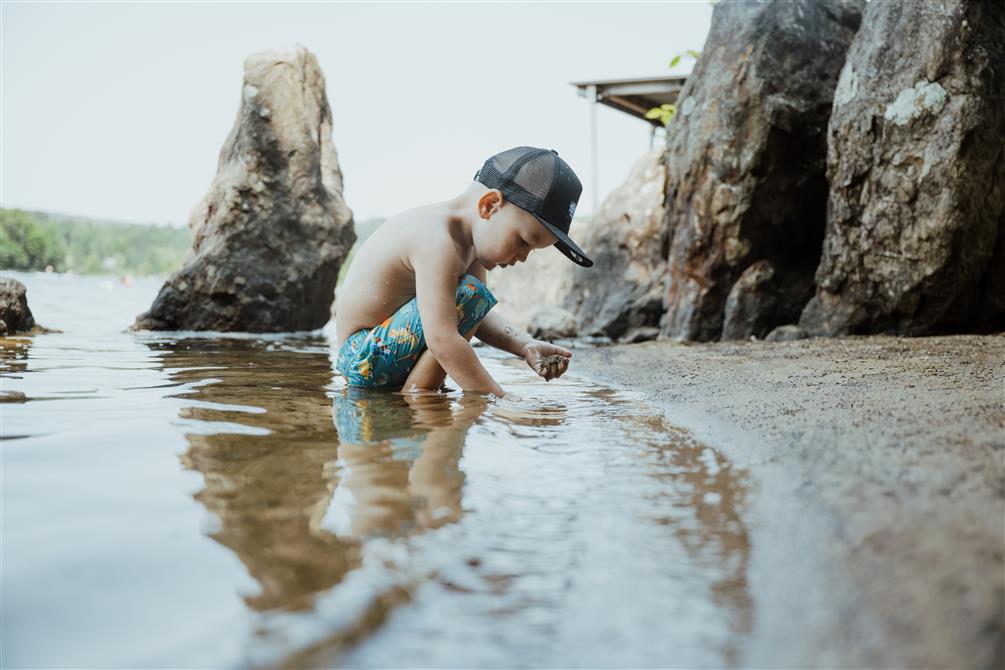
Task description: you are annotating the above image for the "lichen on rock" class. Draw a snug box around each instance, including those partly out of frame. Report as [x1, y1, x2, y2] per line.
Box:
[883, 80, 948, 126]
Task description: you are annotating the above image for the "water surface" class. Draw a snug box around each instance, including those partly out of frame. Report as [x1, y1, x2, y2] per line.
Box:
[1, 271, 752, 668]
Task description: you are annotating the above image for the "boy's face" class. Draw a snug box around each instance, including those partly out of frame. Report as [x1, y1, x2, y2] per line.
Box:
[475, 192, 559, 270]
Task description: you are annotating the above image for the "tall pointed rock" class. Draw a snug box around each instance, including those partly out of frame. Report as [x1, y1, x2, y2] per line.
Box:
[133, 44, 355, 332]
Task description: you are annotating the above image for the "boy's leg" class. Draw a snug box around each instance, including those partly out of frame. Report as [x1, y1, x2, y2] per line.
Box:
[401, 324, 479, 392]
[401, 274, 497, 392]
[337, 274, 497, 390]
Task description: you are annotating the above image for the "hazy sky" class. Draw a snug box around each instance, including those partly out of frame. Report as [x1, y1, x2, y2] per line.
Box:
[3, 1, 712, 226]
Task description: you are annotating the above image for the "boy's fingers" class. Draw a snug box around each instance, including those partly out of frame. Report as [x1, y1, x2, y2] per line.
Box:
[533, 352, 570, 381]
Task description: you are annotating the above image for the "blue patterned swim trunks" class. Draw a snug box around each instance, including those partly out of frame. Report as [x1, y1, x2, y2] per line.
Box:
[335, 273, 498, 389]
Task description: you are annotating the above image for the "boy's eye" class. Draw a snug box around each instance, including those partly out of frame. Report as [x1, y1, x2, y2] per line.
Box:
[521, 239, 529, 247]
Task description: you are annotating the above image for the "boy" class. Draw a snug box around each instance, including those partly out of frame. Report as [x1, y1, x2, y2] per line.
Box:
[334, 146, 594, 397]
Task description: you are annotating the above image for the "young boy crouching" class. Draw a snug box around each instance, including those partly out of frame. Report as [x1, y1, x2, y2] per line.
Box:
[333, 146, 593, 397]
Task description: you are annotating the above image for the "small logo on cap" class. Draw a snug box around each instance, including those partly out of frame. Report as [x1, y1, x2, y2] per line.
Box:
[568, 201, 577, 220]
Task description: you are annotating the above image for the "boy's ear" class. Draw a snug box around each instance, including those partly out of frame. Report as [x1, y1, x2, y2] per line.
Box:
[478, 189, 504, 220]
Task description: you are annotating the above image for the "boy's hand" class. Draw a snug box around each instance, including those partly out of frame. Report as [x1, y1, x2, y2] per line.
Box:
[521, 340, 573, 381]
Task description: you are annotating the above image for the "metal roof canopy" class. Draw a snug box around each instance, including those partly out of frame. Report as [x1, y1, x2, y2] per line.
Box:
[570, 75, 688, 212]
[572, 75, 688, 124]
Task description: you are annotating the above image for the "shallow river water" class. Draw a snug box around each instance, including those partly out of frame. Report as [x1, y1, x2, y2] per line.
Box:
[2, 271, 752, 668]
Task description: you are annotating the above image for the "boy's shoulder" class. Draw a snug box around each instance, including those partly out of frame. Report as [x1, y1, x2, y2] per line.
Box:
[396, 204, 478, 276]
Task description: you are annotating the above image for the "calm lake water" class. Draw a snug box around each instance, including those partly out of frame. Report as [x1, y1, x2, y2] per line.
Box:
[1, 271, 752, 668]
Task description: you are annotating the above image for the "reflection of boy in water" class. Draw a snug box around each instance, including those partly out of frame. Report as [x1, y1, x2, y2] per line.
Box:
[329, 387, 488, 538]
[334, 147, 592, 397]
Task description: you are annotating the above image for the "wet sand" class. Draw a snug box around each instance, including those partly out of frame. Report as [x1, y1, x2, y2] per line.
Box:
[572, 334, 1004, 669]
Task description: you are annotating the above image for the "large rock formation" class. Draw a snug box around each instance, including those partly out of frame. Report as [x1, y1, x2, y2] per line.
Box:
[561, 148, 668, 342]
[0, 277, 38, 335]
[660, 0, 864, 341]
[800, 1, 1005, 336]
[133, 45, 355, 332]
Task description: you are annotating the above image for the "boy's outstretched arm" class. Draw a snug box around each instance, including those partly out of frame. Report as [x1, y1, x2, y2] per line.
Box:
[473, 309, 533, 357]
[475, 310, 573, 382]
[413, 247, 505, 397]
[462, 263, 573, 382]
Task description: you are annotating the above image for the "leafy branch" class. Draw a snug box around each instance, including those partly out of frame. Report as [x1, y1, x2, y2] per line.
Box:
[669, 50, 702, 69]
[646, 50, 701, 127]
[645, 103, 677, 126]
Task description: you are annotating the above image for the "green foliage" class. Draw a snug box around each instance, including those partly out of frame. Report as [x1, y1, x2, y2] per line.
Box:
[1, 209, 67, 271]
[337, 217, 386, 286]
[668, 50, 702, 68]
[337, 243, 358, 286]
[645, 103, 677, 126]
[0, 208, 191, 276]
[648, 49, 702, 128]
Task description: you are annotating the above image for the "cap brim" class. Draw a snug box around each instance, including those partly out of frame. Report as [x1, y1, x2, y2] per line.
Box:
[532, 213, 593, 268]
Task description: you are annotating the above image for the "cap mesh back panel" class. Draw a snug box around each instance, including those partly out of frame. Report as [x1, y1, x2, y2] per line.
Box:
[472, 146, 570, 219]
[489, 147, 530, 172]
[476, 148, 556, 213]
[512, 155, 554, 201]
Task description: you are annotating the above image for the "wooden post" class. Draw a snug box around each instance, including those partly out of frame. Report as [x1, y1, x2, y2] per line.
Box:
[587, 84, 598, 214]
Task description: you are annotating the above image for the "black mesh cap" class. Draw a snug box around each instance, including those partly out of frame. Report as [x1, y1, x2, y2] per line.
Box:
[473, 146, 593, 267]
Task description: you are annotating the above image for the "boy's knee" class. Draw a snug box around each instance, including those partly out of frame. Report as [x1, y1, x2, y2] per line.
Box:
[454, 273, 498, 334]
[457, 273, 496, 304]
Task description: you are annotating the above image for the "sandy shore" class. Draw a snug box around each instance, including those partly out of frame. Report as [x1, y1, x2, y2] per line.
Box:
[572, 334, 1004, 669]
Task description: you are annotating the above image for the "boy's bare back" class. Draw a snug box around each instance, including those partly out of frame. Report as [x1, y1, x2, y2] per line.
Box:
[334, 203, 477, 350]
